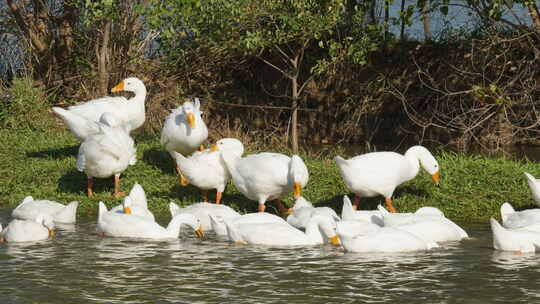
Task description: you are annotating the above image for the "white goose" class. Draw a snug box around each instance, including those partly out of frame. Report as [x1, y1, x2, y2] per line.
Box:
[286, 196, 340, 229]
[490, 218, 540, 253]
[378, 205, 469, 241]
[52, 77, 146, 140]
[0, 215, 56, 243]
[12, 196, 79, 224]
[221, 152, 309, 212]
[97, 202, 204, 240]
[76, 112, 137, 197]
[336, 222, 438, 253]
[110, 183, 154, 221]
[174, 138, 244, 203]
[224, 214, 340, 247]
[160, 98, 208, 181]
[209, 212, 285, 237]
[334, 145, 440, 213]
[524, 172, 540, 207]
[169, 202, 240, 232]
[500, 202, 540, 232]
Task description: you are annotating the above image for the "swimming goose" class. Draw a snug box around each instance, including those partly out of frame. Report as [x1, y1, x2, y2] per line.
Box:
[12, 196, 78, 224]
[524, 172, 540, 207]
[110, 183, 154, 221]
[336, 222, 438, 253]
[334, 145, 440, 213]
[169, 202, 240, 232]
[490, 218, 540, 253]
[52, 77, 146, 140]
[76, 112, 137, 197]
[500, 202, 540, 232]
[209, 212, 285, 237]
[224, 214, 340, 246]
[97, 202, 204, 240]
[378, 205, 469, 241]
[174, 138, 244, 203]
[286, 196, 340, 229]
[160, 98, 208, 182]
[0, 215, 56, 243]
[221, 152, 309, 212]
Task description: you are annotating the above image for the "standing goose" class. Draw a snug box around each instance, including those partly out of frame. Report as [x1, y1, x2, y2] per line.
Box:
[52, 77, 146, 140]
[12, 196, 79, 224]
[76, 112, 137, 198]
[221, 152, 309, 212]
[0, 215, 56, 243]
[160, 98, 208, 183]
[334, 145, 440, 213]
[97, 202, 204, 240]
[173, 138, 244, 203]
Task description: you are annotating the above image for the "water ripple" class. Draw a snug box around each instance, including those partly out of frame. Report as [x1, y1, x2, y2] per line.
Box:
[1, 214, 540, 303]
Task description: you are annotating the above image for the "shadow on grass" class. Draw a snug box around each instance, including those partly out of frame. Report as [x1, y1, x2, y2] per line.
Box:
[142, 148, 176, 176]
[314, 193, 384, 212]
[26, 145, 79, 159]
[58, 169, 119, 196]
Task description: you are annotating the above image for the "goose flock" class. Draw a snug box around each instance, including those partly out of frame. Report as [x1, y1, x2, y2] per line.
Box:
[2, 76, 540, 255]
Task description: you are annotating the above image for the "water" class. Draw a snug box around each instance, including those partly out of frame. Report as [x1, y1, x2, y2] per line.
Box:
[2, 211, 540, 304]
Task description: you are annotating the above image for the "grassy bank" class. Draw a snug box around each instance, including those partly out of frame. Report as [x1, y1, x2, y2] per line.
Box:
[0, 127, 539, 222]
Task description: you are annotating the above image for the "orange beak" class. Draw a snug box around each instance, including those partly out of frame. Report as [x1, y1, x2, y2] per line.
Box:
[0, 237, 5, 242]
[194, 227, 204, 239]
[111, 81, 125, 93]
[431, 172, 440, 185]
[48, 229, 56, 238]
[293, 182, 302, 198]
[124, 206, 132, 214]
[210, 144, 219, 152]
[187, 113, 195, 128]
[328, 235, 341, 246]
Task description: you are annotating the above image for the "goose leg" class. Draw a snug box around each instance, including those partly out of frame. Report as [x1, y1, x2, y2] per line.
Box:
[175, 165, 189, 186]
[275, 199, 292, 214]
[113, 174, 126, 198]
[199, 145, 205, 152]
[353, 194, 361, 210]
[202, 189, 209, 202]
[385, 197, 397, 213]
[258, 204, 266, 213]
[215, 191, 222, 204]
[87, 177, 94, 198]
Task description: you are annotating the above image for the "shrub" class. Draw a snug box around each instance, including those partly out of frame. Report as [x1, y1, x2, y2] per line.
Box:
[0, 77, 54, 131]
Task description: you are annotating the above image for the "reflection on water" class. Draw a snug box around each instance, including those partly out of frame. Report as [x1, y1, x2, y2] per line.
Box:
[2, 215, 540, 303]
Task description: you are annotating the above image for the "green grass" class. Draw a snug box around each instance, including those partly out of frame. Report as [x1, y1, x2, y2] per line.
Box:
[0, 127, 539, 222]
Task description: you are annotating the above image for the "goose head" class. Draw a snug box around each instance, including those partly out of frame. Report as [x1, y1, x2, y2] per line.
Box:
[412, 146, 440, 185]
[307, 215, 340, 245]
[181, 98, 202, 129]
[111, 77, 146, 94]
[122, 197, 133, 214]
[289, 155, 309, 198]
[292, 196, 313, 211]
[210, 138, 244, 157]
[177, 213, 205, 239]
[36, 214, 56, 237]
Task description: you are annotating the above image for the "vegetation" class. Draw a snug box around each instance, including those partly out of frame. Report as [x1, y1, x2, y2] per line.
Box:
[1, 1, 540, 153]
[0, 102, 538, 222]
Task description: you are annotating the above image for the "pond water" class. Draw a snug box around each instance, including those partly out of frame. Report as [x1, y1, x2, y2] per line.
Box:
[1, 209, 540, 304]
